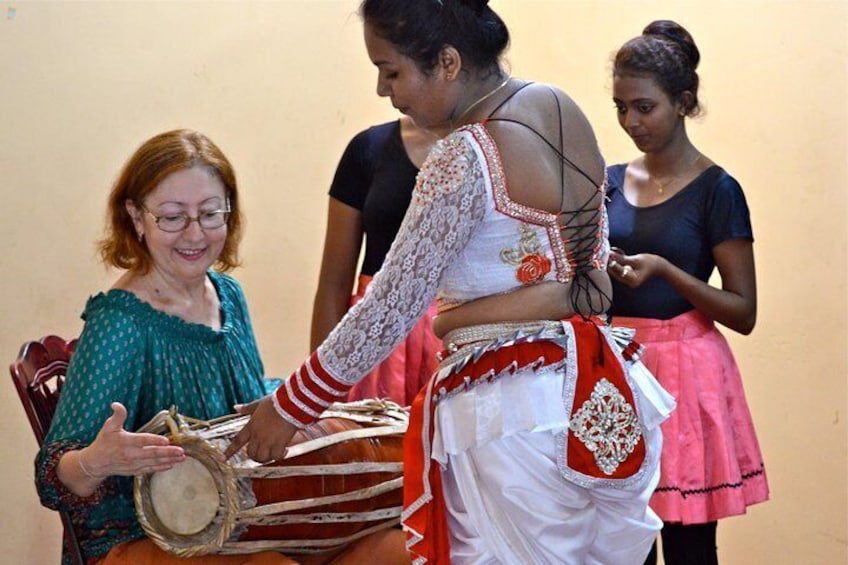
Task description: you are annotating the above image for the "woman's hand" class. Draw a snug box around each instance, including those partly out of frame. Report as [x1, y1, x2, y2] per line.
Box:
[225, 396, 297, 463]
[58, 402, 185, 497]
[607, 248, 666, 288]
[83, 402, 185, 477]
[607, 240, 757, 335]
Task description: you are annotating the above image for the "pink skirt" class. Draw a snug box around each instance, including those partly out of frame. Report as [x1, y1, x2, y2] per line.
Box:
[614, 310, 769, 524]
[344, 275, 441, 406]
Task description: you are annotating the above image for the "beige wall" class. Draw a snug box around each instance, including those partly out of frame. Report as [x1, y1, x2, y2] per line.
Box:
[1, 1, 844, 563]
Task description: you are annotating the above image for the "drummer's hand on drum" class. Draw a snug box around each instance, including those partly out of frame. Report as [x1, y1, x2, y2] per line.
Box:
[84, 402, 186, 477]
[225, 396, 296, 463]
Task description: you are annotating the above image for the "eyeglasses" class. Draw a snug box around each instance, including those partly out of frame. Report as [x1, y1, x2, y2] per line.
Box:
[141, 203, 231, 233]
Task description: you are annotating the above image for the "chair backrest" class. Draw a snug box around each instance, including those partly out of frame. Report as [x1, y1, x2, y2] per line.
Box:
[11, 335, 85, 565]
[11, 335, 78, 445]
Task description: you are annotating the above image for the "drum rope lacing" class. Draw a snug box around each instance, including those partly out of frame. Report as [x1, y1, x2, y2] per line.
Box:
[134, 400, 409, 557]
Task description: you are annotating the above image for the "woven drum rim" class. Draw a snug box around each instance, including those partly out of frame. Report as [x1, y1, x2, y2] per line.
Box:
[134, 434, 240, 557]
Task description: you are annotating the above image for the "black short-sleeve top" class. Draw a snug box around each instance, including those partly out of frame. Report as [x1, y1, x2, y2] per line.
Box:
[328, 120, 420, 276]
[606, 163, 754, 320]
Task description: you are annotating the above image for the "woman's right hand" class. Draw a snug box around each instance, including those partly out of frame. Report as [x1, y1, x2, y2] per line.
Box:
[608, 240, 757, 335]
[225, 396, 297, 463]
[80, 402, 186, 478]
[57, 402, 185, 497]
[607, 248, 667, 288]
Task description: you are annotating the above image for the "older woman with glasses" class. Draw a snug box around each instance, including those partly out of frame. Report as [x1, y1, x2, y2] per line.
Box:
[34, 130, 408, 565]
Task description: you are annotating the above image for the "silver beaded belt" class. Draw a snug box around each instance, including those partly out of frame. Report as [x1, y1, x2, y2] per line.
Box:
[439, 320, 568, 367]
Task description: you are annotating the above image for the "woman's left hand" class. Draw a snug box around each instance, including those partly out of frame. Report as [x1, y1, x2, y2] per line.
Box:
[224, 396, 297, 463]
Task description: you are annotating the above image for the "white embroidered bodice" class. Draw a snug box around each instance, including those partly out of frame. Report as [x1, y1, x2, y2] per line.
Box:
[316, 123, 609, 388]
[437, 124, 609, 310]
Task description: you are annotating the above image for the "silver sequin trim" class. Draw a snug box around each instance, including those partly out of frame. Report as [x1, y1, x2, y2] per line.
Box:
[306, 355, 348, 397]
[273, 383, 310, 428]
[293, 366, 333, 410]
[288, 372, 322, 418]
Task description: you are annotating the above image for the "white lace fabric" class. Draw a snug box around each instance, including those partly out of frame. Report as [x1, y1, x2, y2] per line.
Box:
[315, 132, 488, 387]
[278, 125, 609, 426]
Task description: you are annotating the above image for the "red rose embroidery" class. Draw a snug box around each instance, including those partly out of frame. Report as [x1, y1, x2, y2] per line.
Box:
[516, 254, 551, 285]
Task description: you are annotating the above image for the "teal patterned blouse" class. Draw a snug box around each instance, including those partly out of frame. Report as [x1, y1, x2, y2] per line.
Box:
[35, 271, 276, 564]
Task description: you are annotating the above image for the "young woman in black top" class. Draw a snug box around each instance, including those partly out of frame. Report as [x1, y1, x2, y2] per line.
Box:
[607, 20, 769, 565]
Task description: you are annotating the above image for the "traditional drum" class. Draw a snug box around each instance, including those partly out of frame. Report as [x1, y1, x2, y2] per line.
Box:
[134, 399, 407, 558]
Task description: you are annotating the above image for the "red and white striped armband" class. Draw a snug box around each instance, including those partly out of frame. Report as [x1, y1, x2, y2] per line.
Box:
[272, 352, 350, 427]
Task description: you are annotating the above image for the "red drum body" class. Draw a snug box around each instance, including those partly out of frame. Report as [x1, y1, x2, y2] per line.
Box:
[134, 400, 407, 557]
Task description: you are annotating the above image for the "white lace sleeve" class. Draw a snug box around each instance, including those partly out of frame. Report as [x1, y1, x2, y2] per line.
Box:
[273, 132, 489, 426]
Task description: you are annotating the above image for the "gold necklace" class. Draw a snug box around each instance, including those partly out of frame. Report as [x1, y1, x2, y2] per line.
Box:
[451, 75, 512, 128]
[650, 154, 703, 195]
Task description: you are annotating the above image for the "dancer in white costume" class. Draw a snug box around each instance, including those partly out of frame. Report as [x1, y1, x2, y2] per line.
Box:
[228, 1, 675, 563]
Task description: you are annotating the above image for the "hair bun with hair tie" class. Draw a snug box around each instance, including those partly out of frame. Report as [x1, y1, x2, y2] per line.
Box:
[643, 21, 678, 41]
[642, 20, 700, 68]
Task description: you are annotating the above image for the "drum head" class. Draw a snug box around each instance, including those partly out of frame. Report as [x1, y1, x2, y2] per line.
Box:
[150, 457, 219, 535]
[135, 435, 240, 557]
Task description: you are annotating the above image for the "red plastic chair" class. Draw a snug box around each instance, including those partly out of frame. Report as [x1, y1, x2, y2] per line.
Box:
[11, 335, 85, 565]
